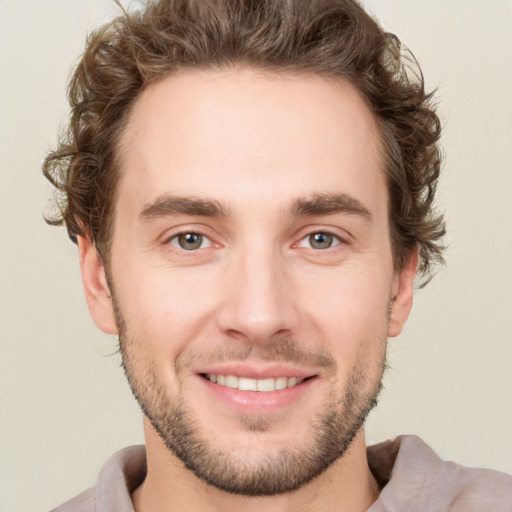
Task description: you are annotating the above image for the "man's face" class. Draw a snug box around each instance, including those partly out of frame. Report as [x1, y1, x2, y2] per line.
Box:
[81, 68, 415, 495]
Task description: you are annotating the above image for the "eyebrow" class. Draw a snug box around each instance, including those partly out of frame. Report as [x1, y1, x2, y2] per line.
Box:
[289, 193, 372, 221]
[139, 195, 230, 220]
[139, 192, 371, 222]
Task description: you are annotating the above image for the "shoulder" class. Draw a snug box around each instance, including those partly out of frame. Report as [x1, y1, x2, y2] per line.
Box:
[445, 460, 512, 510]
[368, 435, 512, 512]
[49, 445, 146, 512]
[50, 487, 95, 512]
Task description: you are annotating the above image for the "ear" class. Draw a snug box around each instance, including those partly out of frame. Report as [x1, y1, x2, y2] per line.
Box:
[388, 247, 419, 338]
[78, 236, 118, 335]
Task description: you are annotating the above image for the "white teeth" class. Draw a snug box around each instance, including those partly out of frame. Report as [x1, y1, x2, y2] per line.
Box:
[287, 377, 297, 387]
[206, 373, 305, 392]
[256, 378, 275, 392]
[224, 375, 239, 389]
[275, 377, 288, 390]
[238, 377, 257, 391]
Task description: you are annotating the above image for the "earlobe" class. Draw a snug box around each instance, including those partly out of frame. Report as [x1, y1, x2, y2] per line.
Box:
[78, 236, 118, 335]
[388, 247, 419, 338]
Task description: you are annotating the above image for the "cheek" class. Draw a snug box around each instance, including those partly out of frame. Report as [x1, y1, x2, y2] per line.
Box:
[298, 265, 392, 356]
[112, 263, 221, 353]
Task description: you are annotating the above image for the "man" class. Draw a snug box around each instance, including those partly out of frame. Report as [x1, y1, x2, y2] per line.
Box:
[43, 0, 512, 510]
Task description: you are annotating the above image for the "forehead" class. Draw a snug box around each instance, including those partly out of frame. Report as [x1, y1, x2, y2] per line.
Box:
[116, 67, 385, 215]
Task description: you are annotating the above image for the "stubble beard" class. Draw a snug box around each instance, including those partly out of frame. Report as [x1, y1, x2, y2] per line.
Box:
[114, 300, 387, 496]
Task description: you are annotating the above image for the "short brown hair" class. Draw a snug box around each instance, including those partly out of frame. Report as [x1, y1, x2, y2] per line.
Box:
[43, 0, 445, 284]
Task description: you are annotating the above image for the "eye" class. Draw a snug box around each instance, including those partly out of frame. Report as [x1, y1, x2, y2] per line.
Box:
[169, 232, 212, 251]
[299, 232, 341, 250]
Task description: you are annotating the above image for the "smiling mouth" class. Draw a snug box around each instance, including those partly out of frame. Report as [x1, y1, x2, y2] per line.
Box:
[201, 373, 315, 392]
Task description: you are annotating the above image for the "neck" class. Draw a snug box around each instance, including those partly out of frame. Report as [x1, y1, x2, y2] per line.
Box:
[132, 419, 380, 512]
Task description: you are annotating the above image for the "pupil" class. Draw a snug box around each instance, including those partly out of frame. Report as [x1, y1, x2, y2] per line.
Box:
[179, 233, 202, 250]
[310, 233, 332, 249]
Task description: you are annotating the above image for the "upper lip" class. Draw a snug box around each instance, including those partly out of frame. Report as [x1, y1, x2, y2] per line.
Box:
[194, 363, 318, 380]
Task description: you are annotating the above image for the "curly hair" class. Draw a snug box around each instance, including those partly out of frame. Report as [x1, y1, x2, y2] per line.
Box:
[43, 0, 445, 284]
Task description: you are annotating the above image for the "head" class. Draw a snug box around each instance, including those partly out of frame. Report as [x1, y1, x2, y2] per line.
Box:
[44, 0, 445, 497]
[44, 0, 444, 280]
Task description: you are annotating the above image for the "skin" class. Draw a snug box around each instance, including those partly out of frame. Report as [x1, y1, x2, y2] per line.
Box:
[78, 68, 417, 512]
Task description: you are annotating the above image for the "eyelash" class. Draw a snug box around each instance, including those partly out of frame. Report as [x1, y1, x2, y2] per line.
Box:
[296, 230, 346, 251]
[166, 231, 213, 251]
[164, 228, 347, 253]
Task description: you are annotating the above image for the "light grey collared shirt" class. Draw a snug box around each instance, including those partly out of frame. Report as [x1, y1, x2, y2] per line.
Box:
[51, 435, 512, 511]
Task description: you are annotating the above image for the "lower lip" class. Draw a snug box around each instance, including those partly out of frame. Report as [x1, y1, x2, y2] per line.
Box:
[198, 375, 317, 414]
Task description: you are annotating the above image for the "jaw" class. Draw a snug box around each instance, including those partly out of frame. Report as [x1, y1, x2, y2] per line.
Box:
[139, 416, 378, 512]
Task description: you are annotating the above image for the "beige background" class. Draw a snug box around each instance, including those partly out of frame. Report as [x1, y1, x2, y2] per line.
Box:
[1, 1, 511, 511]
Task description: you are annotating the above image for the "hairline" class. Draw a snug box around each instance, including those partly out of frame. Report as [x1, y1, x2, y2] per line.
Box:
[98, 64, 404, 271]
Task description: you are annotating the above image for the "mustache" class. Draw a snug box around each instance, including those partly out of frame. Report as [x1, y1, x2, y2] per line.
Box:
[176, 338, 337, 373]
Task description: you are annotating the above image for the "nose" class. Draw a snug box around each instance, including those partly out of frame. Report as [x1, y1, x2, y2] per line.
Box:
[216, 246, 299, 345]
